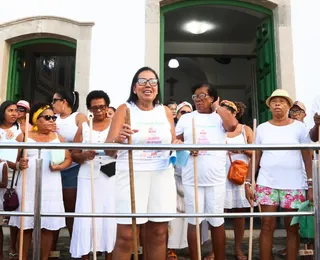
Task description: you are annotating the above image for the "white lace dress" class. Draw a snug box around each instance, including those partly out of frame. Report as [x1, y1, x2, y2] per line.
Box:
[9, 137, 66, 230]
[224, 130, 251, 209]
[70, 123, 116, 257]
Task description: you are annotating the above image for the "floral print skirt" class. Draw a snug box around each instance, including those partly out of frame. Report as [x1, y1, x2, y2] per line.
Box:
[255, 184, 306, 209]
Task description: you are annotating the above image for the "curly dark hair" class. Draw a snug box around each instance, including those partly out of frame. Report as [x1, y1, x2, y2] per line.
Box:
[234, 102, 246, 120]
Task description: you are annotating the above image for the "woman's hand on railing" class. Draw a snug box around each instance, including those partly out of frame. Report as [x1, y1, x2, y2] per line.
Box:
[19, 158, 29, 170]
[245, 183, 255, 207]
[114, 124, 138, 143]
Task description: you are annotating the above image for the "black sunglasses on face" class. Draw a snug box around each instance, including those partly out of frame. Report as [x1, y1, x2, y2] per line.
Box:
[38, 115, 57, 121]
[180, 110, 191, 115]
[17, 107, 26, 112]
[52, 98, 63, 104]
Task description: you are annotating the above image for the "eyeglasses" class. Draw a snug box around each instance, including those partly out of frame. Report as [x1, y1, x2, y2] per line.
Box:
[289, 110, 304, 115]
[52, 98, 63, 104]
[17, 107, 26, 112]
[180, 110, 191, 115]
[191, 93, 209, 100]
[38, 115, 57, 121]
[90, 105, 107, 112]
[137, 78, 158, 86]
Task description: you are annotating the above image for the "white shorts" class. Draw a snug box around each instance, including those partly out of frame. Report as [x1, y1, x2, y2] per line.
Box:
[184, 184, 225, 227]
[116, 167, 176, 224]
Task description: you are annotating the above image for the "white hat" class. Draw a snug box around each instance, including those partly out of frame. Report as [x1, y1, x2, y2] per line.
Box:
[176, 101, 193, 113]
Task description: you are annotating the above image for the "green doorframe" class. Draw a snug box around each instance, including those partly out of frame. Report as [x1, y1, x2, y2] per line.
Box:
[6, 38, 76, 101]
[160, 0, 277, 114]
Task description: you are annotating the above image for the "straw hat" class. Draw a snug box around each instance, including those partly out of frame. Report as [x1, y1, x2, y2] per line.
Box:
[266, 89, 294, 108]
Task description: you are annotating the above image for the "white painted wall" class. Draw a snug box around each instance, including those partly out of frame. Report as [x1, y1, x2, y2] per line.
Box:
[0, 0, 146, 108]
[291, 0, 320, 128]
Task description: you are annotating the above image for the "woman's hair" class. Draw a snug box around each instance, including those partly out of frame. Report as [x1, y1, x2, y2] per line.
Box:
[221, 103, 237, 114]
[127, 66, 161, 106]
[86, 90, 110, 109]
[165, 100, 177, 106]
[191, 83, 219, 102]
[0, 101, 19, 129]
[29, 102, 53, 125]
[109, 106, 116, 112]
[234, 102, 246, 121]
[55, 90, 80, 113]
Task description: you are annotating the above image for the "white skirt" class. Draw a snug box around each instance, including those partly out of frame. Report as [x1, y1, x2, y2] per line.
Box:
[70, 172, 117, 257]
[224, 179, 250, 209]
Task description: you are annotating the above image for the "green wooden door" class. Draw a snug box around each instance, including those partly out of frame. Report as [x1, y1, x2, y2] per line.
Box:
[7, 50, 24, 102]
[256, 18, 277, 123]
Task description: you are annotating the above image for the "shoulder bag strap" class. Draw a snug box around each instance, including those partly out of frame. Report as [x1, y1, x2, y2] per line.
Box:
[226, 139, 233, 163]
[14, 147, 25, 187]
[10, 170, 16, 189]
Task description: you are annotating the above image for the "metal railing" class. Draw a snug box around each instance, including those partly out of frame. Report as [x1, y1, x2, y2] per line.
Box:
[0, 142, 318, 259]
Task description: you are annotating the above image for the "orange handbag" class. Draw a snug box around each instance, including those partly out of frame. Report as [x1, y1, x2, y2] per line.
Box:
[227, 154, 248, 185]
[227, 125, 249, 185]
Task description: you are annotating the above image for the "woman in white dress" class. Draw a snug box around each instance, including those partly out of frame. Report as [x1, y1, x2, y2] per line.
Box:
[70, 90, 116, 260]
[221, 100, 253, 260]
[0, 101, 21, 260]
[10, 103, 72, 260]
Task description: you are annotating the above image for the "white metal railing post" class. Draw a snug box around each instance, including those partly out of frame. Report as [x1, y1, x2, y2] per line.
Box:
[313, 159, 320, 260]
[32, 150, 42, 260]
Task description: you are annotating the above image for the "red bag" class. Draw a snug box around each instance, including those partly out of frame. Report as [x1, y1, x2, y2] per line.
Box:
[3, 169, 19, 211]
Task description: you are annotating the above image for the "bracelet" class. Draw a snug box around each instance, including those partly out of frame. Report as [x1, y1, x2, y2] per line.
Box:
[215, 106, 221, 113]
[15, 162, 20, 171]
[307, 178, 313, 182]
[244, 181, 252, 186]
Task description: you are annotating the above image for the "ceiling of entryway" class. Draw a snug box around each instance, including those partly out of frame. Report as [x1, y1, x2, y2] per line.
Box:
[164, 5, 268, 43]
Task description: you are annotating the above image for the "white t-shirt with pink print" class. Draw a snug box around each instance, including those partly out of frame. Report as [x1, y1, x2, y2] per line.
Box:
[176, 111, 227, 186]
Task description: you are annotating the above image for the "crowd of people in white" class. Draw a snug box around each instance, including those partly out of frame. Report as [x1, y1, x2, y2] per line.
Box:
[0, 66, 319, 260]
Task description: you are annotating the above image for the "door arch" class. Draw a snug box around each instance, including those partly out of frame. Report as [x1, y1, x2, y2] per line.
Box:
[7, 37, 76, 103]
[160, 0, 278, 123]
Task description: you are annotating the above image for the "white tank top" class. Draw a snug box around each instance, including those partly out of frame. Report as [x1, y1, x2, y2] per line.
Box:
[116, 103, 172, 172]
[55, 112, 79, 142]
[79, 122, 113, 179]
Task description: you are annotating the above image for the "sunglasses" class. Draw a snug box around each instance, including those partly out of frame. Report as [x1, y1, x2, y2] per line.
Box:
[52, 98, 63, 104]
[17, 107, 26, 112]
[90, 105, 107, 112]
[38, 115, 57, 121]
[180, 110, 191, 115]
[137, 78, 158, 86]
